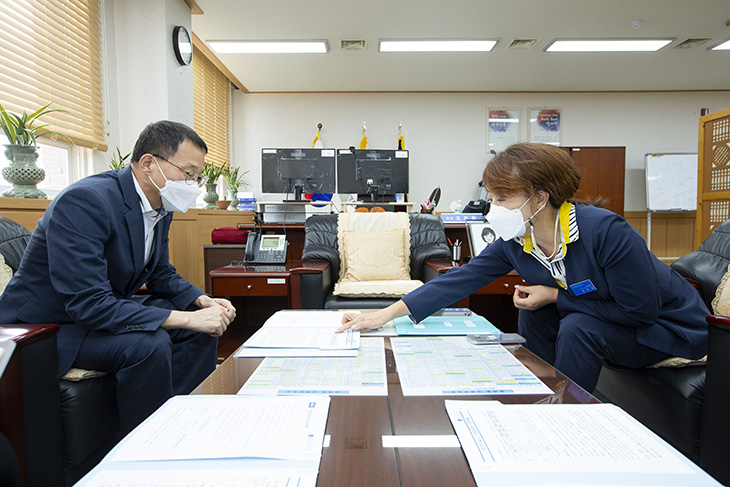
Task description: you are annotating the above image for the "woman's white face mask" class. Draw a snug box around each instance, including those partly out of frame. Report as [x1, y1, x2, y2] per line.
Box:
[148, 158, 201, 213]
[486, 197, 546, 241]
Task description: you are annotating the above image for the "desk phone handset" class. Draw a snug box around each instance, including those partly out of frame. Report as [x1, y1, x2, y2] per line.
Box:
[244, 231, 288, 264]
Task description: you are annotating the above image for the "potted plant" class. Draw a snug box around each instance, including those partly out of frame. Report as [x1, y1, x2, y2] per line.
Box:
[202, 162, 227, 209]
[0, 102, 64, 198]
[224, 165, 250, 211]
[108, 147, 130, 170]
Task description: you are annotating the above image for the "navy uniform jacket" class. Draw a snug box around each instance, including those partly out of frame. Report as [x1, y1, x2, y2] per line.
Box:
[0, 166, 203, 374]
[403, 204, 708, 359]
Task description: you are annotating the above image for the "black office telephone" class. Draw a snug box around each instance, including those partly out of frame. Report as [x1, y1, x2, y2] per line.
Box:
[244, 231, 289, 264]
[463, 200, 490, 215]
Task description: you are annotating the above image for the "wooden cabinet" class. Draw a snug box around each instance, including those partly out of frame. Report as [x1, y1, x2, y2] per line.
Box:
[563, 147, 626, 216]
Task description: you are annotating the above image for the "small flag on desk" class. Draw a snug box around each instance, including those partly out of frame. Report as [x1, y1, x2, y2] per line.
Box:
[397, 123, 405, 150]
[360, 122, 367, 149]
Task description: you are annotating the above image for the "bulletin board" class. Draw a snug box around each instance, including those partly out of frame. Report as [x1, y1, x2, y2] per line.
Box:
[645, 153, 698, 211]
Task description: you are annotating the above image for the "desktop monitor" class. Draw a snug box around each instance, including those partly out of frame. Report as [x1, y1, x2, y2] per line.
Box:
[261, 148, 336, 201]
[336, 148, 409, 201]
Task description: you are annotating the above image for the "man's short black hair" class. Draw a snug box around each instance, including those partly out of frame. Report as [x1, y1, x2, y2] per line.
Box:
[131, 120, 208, 164]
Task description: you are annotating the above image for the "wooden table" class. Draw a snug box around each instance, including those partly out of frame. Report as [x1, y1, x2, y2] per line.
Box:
[192, 338, 598, 487]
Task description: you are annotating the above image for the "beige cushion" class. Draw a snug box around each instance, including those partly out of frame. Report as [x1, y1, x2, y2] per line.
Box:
[648, 355, 707, 368]
[60, 367, 110, 381]
[339, 229, 410, 282]
[712, 263, 730, 316]
[0, 254, 11, 297]
[334, 279, 423, 297]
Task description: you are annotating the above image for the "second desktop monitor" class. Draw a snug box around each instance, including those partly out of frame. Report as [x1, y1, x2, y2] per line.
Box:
[261, 147, 409, 201]
[337, 148, 409, 201]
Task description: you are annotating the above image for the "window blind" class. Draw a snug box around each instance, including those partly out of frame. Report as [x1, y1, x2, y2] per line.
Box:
[0, 0, 106, 150]
[193, 44, 230, 168]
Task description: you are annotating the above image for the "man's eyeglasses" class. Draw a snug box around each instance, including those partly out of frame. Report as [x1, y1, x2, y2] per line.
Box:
[152, 154, 207, 187]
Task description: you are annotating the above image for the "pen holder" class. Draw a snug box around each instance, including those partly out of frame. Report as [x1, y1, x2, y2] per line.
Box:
[450, 244, 462, 263]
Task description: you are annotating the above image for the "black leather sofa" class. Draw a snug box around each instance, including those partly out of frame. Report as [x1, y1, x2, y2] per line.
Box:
[594, 219, 730, 482]
[0, 215, 121, 486]
[292, 213, 452, 309]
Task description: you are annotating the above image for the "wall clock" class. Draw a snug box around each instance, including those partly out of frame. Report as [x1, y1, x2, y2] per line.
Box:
[173, 26, 192, 66]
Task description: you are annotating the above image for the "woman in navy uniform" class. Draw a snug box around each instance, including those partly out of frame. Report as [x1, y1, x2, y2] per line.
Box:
[339, 142, 708, 392]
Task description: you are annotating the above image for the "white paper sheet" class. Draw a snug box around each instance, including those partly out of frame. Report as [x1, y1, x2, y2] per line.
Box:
[241, 310, 360, 350]
[445, 401, 721, 486]
[391, 336, 553, 396]
[238, 337, 387, 396]
[78, 468, 318, 487]
[109, 395, 330, 462]
[236, 347, 358, 358]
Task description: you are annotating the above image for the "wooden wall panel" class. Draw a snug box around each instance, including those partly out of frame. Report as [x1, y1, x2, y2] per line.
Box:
[0, 197, 49, 231]
[625, 211, 696, 263]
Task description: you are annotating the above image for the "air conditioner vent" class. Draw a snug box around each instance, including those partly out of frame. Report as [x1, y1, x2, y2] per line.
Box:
[507, 39, 539, 50]
[340, 39, 367, 51]
[675, 38, 712, 49]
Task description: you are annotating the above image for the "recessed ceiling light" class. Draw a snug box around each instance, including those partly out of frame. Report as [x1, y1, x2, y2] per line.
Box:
[379, 39, 497, 52]
[207, 40, 329, 54]
[710, 39, 730, 50]
[545, 39, 672, 52]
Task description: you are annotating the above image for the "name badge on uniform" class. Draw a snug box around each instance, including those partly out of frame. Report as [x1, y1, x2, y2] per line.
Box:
[569, 279, 597, 296]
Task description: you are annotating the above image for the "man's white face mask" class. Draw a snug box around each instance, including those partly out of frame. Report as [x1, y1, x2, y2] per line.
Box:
[486, 197, 546, 240]
[148, 157, 201, 213]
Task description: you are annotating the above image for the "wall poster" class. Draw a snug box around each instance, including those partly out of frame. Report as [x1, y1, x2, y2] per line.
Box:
[529, 108, 561, 146]
[486, 108, 520, 154]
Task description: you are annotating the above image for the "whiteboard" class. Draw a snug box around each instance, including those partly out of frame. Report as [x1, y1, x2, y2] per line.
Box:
[645, 153, 698, 211]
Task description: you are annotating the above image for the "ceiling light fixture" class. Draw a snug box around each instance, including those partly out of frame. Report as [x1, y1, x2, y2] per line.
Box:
[379, 39, 497, 52]
[710, 39, 730, 50]
[545, 39, 672, 52]
[208, 40, 329, 54]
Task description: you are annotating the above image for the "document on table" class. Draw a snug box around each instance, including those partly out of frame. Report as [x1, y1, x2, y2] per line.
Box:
[391, 336, 552, 396]
[78, 468, 318, 487]
[109, 395, 330, 462]
[76, 395, 330, 487]
[238, 337, 387, 396]
[393, 314, 501, 335]
[240, 310, 360, 354]
[445, 401, 722, 486]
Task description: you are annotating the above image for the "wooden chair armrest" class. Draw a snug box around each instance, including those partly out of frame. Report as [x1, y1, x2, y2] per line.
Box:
[425, 259, 458, 274]
[707, 314, 730, 332]
[290, 260, 330, 274]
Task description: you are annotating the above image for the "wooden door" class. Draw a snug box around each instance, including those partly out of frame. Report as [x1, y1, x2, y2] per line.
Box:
[697, 108, 730, 246]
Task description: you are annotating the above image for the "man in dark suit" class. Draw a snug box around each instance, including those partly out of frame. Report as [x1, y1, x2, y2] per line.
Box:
[0, 121, 236, 433]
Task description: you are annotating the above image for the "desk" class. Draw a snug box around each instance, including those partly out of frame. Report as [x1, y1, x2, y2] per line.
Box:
[193, 339, 597, 487]
[210, 262, 301, 358]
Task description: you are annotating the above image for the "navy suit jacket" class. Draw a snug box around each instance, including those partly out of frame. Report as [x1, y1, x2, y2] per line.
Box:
[0, 166, 203, 374]
[403, 204, 709, 359]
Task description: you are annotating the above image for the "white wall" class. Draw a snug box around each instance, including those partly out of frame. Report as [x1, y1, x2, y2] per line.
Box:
[95, 0, 193, 172]
[233, 91, 730, 211]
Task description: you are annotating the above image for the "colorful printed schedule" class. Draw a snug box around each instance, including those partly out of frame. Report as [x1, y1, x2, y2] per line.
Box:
[391, 336, 552, 396]
[238, 337, 387, 396]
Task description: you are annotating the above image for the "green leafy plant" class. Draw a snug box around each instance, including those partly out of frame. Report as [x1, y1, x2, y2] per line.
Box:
[203, 162, 227, 185]
[224, 165, 250, 191]
[0, 102, 65, 146]
[108, 147, 131, 170]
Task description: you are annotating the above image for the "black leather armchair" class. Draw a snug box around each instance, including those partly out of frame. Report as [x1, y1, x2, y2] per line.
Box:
[0, 215, 120, 487]
[594, 219, 730, 482]
[291, 213, 453, 309]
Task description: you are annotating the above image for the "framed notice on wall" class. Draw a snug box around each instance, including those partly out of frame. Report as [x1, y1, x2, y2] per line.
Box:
[486, 108, 520, 154]
[529, 108, 561, 146]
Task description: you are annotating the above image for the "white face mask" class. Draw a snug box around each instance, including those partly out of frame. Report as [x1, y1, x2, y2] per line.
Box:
[149, 158, 201, 213]
[486, 197, 546, 241]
